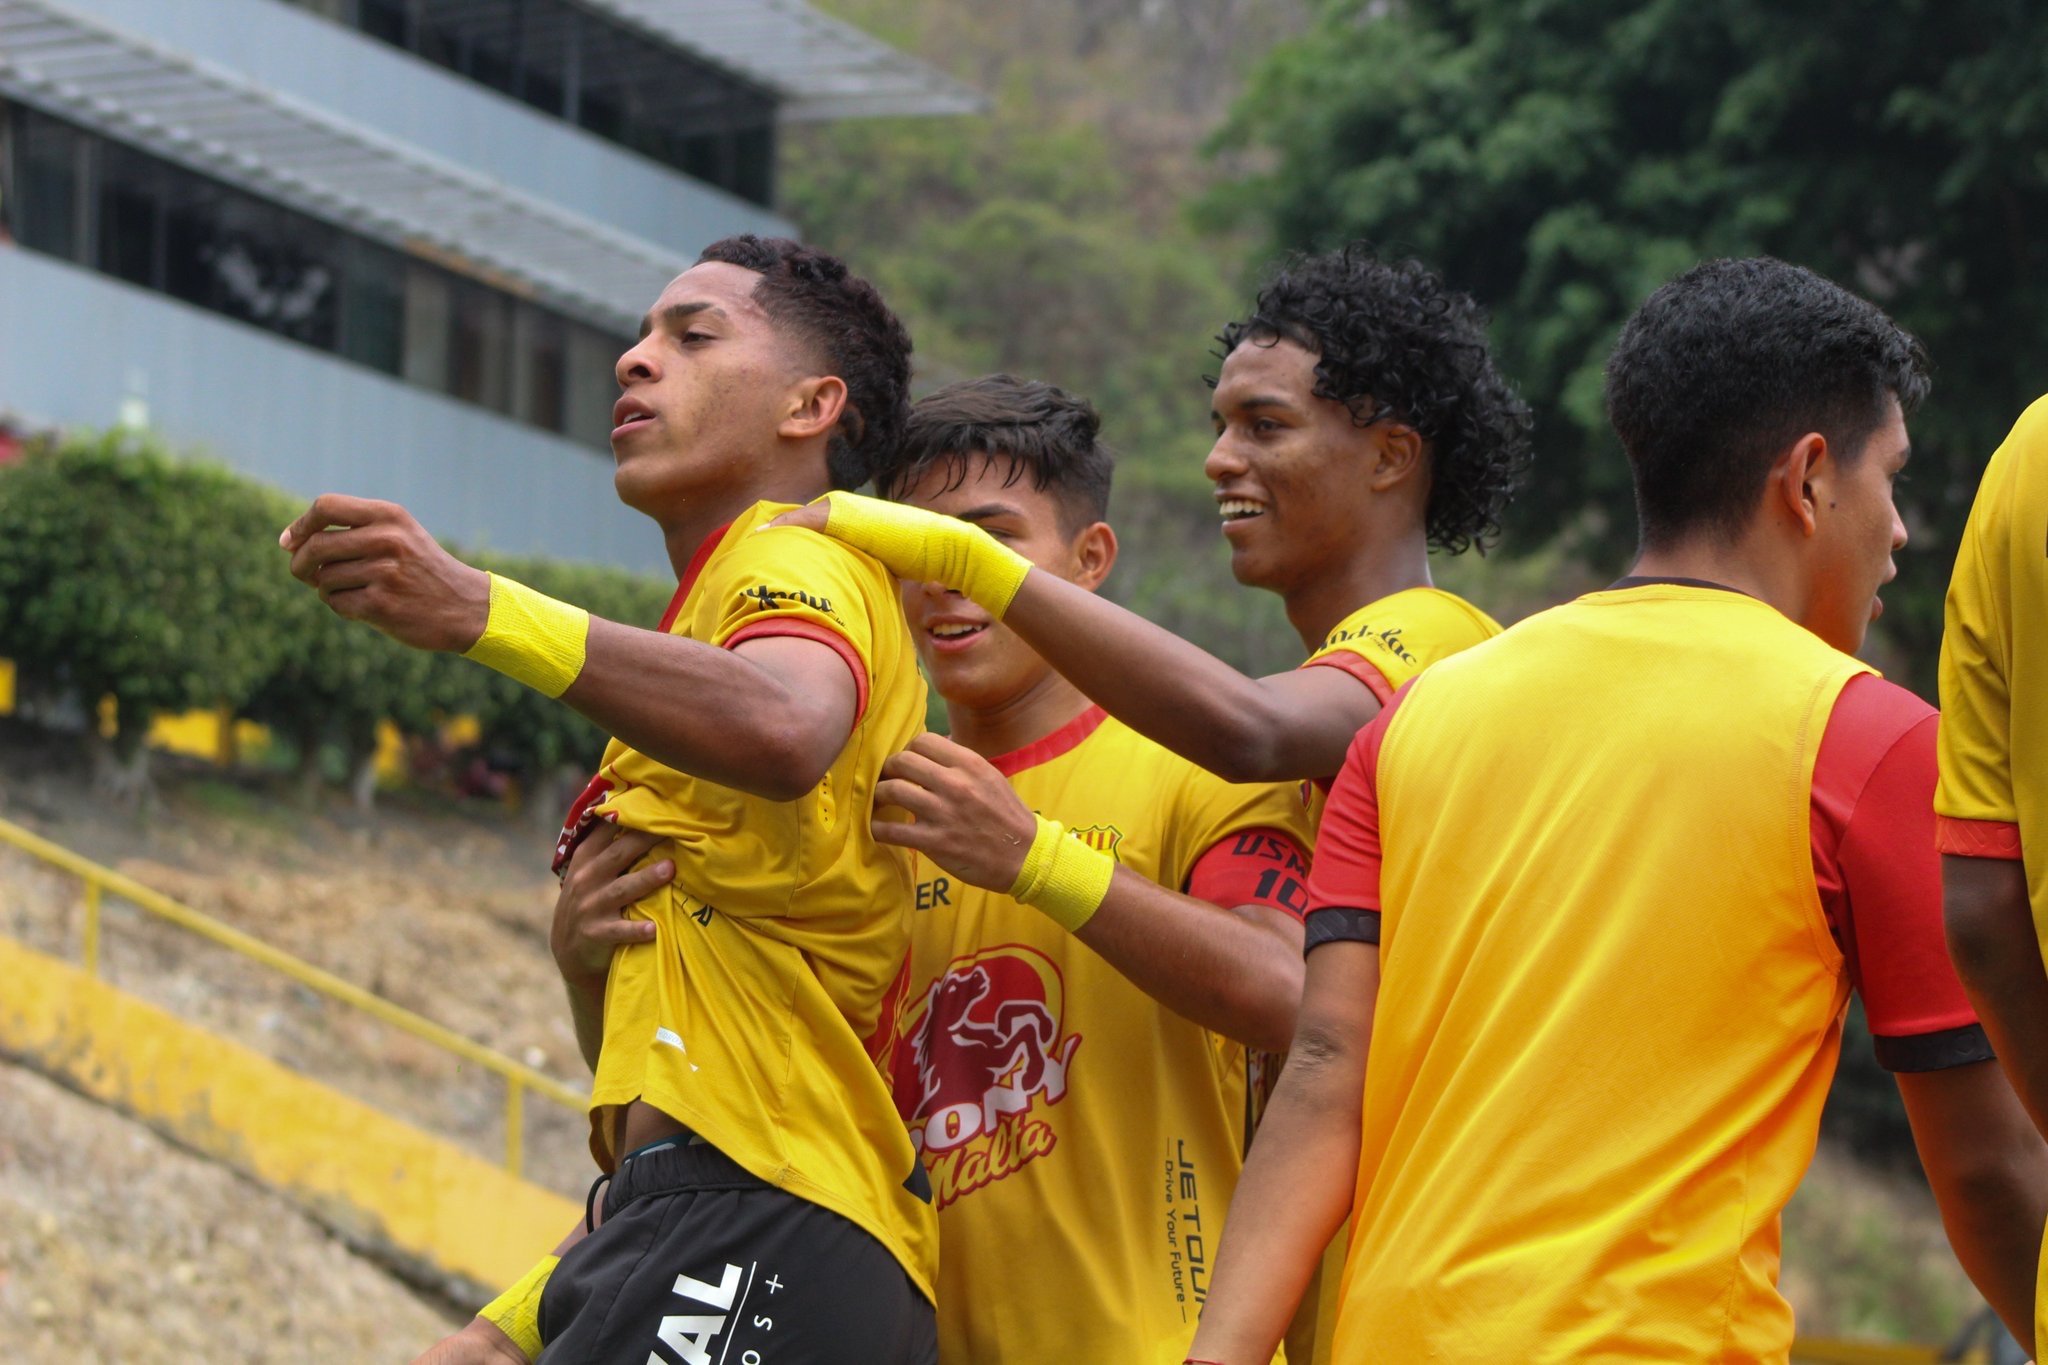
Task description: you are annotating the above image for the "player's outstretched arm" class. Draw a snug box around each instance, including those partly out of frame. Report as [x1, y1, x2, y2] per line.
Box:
[1185, 940, 1377, 1363]
[1896, 1056, 2048, 1353]
[771, 495, 1377, 783]
[873, 734, 1305, 1050]
[1946, 855, 2048, 1137]
[550, 824, 667, 1072]
[282, 495, 855, 801]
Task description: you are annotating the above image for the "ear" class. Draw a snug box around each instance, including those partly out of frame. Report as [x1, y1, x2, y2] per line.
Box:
[779, 375, 850, 444]
[1367, 422, 1428, 493]
[1774, 432, 1830, 538]
[1068, 520, 1119, 591]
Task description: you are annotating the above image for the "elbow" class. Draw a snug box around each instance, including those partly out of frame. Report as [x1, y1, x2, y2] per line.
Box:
[1204, 722, 1291, 786]
[1944, 893, 2007, 989]
[1243, 960, 1305, 1055]
[748, 727, 832, 802]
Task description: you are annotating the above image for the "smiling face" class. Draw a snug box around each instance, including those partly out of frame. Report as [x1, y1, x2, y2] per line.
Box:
[1204, 336, 1400, 597]
[1803, 399, 1910, 655]
[893, 456, 1108, 713]
[609, 261, 819, 520]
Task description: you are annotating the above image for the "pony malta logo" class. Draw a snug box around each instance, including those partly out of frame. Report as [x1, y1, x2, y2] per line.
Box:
[890, 944, 1083, 1207]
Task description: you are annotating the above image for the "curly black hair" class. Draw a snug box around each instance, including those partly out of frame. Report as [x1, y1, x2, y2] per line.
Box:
[697, 235, 913, 491]
[1215, 245, 1533, 555]
[879, 375, 1112, 536]
[1606, 257, 1930, 550]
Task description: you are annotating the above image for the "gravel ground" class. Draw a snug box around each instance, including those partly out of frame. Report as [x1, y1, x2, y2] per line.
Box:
[0, 1061, 462, 1363]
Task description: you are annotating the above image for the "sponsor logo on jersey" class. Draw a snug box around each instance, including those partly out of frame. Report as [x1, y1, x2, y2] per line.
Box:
[739, 583, 843, 623]
[1319, 620, 1417, 667]
[889, 943, 1082, 1207]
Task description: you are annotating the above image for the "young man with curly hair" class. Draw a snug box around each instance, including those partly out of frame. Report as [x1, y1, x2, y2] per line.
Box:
[1187, 258, 2048, 1363]
[775, 244, 1534, 797]
[281, 237, 939, 1365]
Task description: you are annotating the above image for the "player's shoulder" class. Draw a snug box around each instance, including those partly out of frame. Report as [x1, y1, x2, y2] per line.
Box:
[706, 501, 895, 594]
[1824, 674, 1937, 766]
[1321, 587, 1500, 656]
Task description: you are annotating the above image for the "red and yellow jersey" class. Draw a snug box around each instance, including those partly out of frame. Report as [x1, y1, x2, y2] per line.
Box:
[1938, 396, 2048, 878]
[1301, 582, 1992, 1363]
[1934, 397, 2048, 1349]
[1297, 587, 1500, 825]
[884, 706, 1312, 1365]
[570, 501, 936, 1300]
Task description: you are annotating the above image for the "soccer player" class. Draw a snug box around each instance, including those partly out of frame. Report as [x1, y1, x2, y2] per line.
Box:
[1938, 396, 2048, 1352]
[1186, 258, 2048, 1364]
[772, 245, 1533, 797]
[557, 374, 1316, 1365]
[280, 237, 938, 1365]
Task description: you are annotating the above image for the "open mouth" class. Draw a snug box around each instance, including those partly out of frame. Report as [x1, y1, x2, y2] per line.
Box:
[928, 621, 990, 648]
[1218, 498, 1266, 523]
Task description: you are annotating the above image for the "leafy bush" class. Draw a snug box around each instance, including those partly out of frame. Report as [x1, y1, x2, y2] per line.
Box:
[0, 430, 298, 788]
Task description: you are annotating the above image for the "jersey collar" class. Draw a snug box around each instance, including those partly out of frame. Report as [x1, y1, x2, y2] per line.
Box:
[658, 521, 736, 631]
[987, 705, 1109, 777]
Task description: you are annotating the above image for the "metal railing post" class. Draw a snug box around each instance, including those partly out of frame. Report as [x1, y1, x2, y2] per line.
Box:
[81, 879, 102, 977]
[506, 1075, 525, 1178]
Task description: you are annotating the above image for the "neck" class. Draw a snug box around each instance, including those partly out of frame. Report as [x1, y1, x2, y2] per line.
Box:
[944, 667, 1095, 762]
[1629, 534, 1798, 619]
[657, 459, 829, 580]
[1281, 521, 1434, 651]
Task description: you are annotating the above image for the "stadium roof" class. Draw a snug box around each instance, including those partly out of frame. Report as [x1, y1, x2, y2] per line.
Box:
[588, 0, 984, 122]
[0, 0, 979, 332]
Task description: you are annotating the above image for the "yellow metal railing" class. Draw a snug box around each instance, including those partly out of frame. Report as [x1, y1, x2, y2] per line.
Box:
[0, 814, 585, 1177]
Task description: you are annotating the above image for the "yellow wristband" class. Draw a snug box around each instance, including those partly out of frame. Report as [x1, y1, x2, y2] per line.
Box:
[1008, 813, 1115, 933]
[463, 574, 590, 698]
[821, 492, 1032, 618]
[477, 1252, 559, 1360]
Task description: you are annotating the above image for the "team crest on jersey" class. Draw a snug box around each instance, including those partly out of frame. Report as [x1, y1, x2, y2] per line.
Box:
[889, 944, 1083, 1208]
[1069, 822, 1124, 859]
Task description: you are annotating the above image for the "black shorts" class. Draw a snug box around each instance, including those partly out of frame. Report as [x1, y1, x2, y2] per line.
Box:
[537, 1139, 937, 1365]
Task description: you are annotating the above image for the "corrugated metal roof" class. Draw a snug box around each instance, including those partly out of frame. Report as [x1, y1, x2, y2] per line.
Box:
[588, 0, 984, 122]
[0, 0, 683, 331]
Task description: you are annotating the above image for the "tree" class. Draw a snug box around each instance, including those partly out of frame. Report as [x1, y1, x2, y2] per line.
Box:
[0, 430, 297, 799]
[1206, 0, 2048, 692]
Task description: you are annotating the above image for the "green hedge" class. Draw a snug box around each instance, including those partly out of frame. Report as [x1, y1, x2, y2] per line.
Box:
[0, 429, 671, 798]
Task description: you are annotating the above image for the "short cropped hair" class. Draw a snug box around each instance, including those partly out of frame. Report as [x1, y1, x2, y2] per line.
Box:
[1215, 244, 1533, 555]
[878, 375, 1113, 536]
[697, 235, 913, 491]
[1605, 257, 1931, 549]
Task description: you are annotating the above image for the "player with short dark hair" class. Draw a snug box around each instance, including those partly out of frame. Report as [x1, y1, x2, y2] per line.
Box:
[775, 244, 1532, 795]
[566, 373, 1315, 1364]
[1186, 257, 2048, 1363]
[1936, 395, 2048, 1355]
[281, 235, 939, 1365]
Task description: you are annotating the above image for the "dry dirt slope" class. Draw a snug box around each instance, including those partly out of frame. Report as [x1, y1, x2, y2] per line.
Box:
[0, 1061, 458, 1363]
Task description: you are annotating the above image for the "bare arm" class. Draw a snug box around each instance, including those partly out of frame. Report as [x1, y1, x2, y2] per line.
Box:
[872, 733, 1305, 1050]
[283, 495, 856, 801]
[1075, 875, 1303, 1053]
[766, 498, 1378, 782]
[412, 1220, 594, 1364]
[1187, 940, 1378, 1363]
[1896, 1059, 2048, 1353]
[999, 572, 1381, 783]
[1945, 854, 2048, 1134]
[550, 824, 669, 1072]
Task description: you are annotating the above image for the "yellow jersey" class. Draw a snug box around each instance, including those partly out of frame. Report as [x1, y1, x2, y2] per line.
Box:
[1937, 395, 2048, 873]
[1318, 584, 1868, 1362]
[883, 706, 1313, 1365]
[1297, 587, 1501, 828]
[1935, 396, 2048, 1350]
[574, 501, 936, 1300]
[1287, 584, 1502, 1363]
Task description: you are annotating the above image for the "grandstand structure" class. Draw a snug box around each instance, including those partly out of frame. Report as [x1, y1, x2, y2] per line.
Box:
[0, 0, 978, 572]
